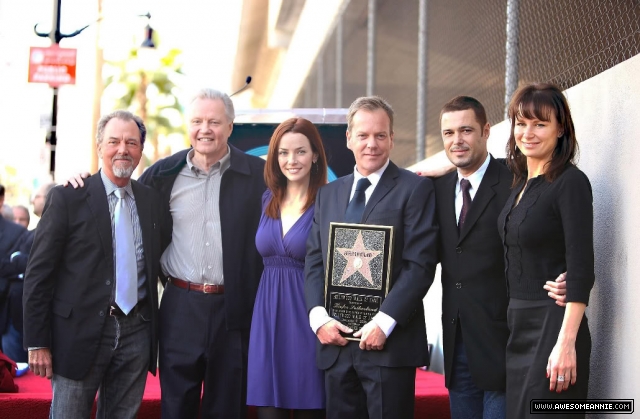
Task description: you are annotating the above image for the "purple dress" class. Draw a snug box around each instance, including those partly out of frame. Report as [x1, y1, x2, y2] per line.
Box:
[247, 190, 325, 409]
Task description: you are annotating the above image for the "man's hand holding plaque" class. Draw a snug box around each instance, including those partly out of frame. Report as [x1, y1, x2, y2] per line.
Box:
[353, 321, 386, 350]
[316, 320, 353, 346]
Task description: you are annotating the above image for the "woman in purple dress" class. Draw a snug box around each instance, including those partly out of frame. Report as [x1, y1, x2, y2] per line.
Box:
[247, 118, 328, 419]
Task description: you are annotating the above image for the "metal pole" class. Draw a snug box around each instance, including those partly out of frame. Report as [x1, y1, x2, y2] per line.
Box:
[416, 0, 428, 162]
[504, 0, 520, 119]
[48, 88, 59, 174]
[317, 53, 324, 108]
[366, 0, 376, 96]
[47, 0, 62, 177]
[336, 15, 343, 107]
[35, 0, 66, 177]
[51, 0, 62, 43]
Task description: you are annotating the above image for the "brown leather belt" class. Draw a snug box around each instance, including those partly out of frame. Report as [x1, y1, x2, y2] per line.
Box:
[169, 277, 224, 294]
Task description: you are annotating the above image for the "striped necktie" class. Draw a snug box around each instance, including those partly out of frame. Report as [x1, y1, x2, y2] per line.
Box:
[114, 188, 137, 314]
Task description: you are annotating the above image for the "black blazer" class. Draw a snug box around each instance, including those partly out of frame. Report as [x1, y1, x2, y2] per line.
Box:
[22, 174, 163, 380]
[0, 217, 29, 334]
[139, 145, 266, 331]
[305, 161, 438, 369]
[434, 156, 511, 390]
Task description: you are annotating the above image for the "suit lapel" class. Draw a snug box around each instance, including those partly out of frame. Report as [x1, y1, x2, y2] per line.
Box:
[362, 162, 398, 221]
[86, 174, 115, 267]
[458, 157, 499, 243]
[442, 173, 458, 236]
[336, 175, 354, 222]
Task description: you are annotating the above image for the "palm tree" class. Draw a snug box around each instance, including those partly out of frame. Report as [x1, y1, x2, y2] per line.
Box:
[102, 47, 186, 172]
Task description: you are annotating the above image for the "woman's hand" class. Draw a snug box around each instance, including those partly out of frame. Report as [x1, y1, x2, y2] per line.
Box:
[547, 301, 586, 392]
[547, 338, 577, 392]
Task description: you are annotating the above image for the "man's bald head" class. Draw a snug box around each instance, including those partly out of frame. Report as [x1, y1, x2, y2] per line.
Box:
[32, 182, 56, 217]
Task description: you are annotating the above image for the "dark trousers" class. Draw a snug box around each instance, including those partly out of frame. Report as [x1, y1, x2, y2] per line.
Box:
[324, 341, 416, 419]
[448, 327, 506, 419]
[159, 282, 249, 419]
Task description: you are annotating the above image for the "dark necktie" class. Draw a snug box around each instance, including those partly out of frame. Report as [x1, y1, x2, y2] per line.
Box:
[345, 177, 371, 223]
[458, 178, 472, 233]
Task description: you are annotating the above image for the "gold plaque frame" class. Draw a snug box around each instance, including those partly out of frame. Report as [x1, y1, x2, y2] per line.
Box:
[324, 222, 394, 341]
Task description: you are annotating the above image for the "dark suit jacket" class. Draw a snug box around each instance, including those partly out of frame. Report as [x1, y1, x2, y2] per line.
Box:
[139, 145, 266, 331]
[0, 217, 28, 334]
[22, 174, 163, 380]
[305, 161, 438, 369]
[434, 156, 511, 390]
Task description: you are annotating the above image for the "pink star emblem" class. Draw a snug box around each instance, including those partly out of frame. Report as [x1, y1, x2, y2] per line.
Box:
[336, 231, 381, 286]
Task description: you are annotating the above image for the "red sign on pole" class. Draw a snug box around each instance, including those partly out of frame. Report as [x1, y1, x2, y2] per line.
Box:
[28, 45, 77, 87]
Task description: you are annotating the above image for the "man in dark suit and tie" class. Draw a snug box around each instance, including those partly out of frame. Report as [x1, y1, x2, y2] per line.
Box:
[23, 110, 164, 419]
[305, 96, 438, 419]
[434, 96, 566, 419]
[435, 96, 511, 419]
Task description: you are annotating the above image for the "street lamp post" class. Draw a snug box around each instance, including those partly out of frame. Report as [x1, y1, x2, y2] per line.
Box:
[34, 0, 88, 177]
[33, 0, 154, 177]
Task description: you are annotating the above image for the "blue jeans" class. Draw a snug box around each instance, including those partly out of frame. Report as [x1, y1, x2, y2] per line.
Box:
[448, 336, 505, 419]
[50, 311, 151, 419]
[2, 322, 27, 362]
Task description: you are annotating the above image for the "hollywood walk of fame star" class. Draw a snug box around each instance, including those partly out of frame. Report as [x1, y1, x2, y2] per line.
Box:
[336, 231, 381, 286]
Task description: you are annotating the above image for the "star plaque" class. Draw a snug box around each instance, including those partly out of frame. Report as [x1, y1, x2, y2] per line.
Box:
[324, 222, 394, 340]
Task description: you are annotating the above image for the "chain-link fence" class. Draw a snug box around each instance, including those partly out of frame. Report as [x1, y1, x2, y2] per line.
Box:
[295, 0, 640, 167]
[519, 0, 640, 89]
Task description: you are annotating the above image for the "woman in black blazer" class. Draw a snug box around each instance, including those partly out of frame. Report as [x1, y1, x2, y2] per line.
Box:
[497, 83, 595, 418]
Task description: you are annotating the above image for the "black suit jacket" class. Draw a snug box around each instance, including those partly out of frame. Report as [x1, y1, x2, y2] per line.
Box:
[305, 161, 438, 369]
[22, 174, 163, 380]
[434, 156, 511, 390]
[139, 145, 266, 331]
[0, 217, 29, 334]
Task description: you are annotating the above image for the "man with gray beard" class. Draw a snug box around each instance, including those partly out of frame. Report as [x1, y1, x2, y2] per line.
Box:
[23, 110, 165, 419]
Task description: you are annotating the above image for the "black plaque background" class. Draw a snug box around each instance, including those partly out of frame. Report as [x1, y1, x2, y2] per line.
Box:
[324, 223, 393, 341]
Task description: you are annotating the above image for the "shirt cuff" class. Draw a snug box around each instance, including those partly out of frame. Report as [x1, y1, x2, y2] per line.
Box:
[28, 347, 48, 351]
[309, 306, 332, 334]
[372, 311, 397, 337]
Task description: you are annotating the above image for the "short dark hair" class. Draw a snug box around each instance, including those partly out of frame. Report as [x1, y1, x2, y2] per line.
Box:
[0, 184, 4, 198]
[264, 118, 328, 219]
[506, 83, 578, 185]
[440, 96, 488, 128]
[96, 110, 146, 146]
[347, 96, 394, 134]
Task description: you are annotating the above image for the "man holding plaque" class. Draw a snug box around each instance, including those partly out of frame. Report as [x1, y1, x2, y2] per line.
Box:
[304, 96, 438, 419]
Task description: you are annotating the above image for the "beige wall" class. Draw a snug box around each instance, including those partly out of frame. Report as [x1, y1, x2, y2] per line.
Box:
[564, 53, 640, 413]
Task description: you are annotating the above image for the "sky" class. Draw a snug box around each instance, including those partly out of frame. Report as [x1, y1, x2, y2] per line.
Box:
[0, 0, 242, 202]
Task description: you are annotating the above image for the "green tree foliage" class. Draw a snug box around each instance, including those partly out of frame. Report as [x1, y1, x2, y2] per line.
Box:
[103, 47, 186, 168]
